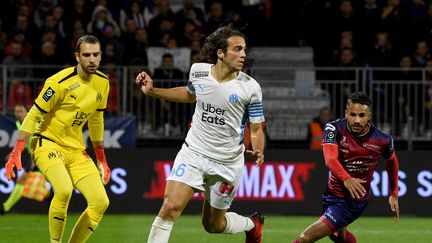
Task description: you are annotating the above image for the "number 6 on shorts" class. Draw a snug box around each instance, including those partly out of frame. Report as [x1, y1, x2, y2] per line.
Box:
[172, 163, 187, 177]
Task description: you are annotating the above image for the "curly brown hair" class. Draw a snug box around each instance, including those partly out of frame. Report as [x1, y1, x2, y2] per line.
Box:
[201, 25, 245, 64]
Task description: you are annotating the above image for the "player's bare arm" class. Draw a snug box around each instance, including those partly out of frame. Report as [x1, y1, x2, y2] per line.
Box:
[16, 130, 32, 142]
[246, 123, 265, 166]
[135, 71, 196, 103]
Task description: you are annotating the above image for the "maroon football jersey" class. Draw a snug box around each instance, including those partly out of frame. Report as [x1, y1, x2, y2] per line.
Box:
[323, 118, 394, 200]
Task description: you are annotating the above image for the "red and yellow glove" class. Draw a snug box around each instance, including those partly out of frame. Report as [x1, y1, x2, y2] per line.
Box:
[94, 146, 111, 185]
[5, 139, 26, 181]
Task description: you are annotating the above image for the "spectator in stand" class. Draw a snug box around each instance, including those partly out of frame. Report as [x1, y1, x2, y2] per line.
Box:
[143, 0, 162, 25]
[33, 40, 62, 79]
[333, 0, 358, 37]
[33, 0, 57, 29]
[123, 27, 148, 65]
[153, 53, 184, 80]
[102, 42, 121, 65]
[38, 10, 65, 50]
[11, 13, 38, 43]
[328, 47, 358, 117]
[408, 0, 428, 30]
[92, 0, 124, 22]
[38, 29, 68, 61]
[369, 31, 395, 68]
[203, 1, 227, 36]
[2, 42, 33, 80]
[63, 0, 93, 38]
[68, 27, 87, 64]
[308, 106, 333, 150]
[166, 36, 179, 49]
[17, 3, 33, 19]
[357, 0, 382, 57]
[393, 55, 422, 81]
[150, 17, 177, 46]
[6, 79, 33, 111]
[331, 31, 356, 65]
[147, 0, 176, 46]
[330, 47, 359, 81]
[100, 22, 125, 64]
[369, 31, 396, 82]
[120, 17, 138, 48]
[396, 54, 423, 135]
[5, 30, 33, 58]
[189, 28, 205, 45]
[87, 5, 121, 39]
[389, 55, 421, 136]
[175, 0, 206, 27]
[190, 39, 202, 53]
[152, 53, 185, 135]
[416, 3, 432, 44]
[178, 18, 202, 46]
[52, 5, 66, 39]
[119, 0, 147, 32]
[380, 0, 410, 54]
[412, 40, 431, 67]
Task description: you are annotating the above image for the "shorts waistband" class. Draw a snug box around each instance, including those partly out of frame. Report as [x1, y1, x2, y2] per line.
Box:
[33, 134, 55, 147]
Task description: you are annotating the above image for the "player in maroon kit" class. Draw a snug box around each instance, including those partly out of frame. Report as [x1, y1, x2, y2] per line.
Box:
[292, 92, 400, 243]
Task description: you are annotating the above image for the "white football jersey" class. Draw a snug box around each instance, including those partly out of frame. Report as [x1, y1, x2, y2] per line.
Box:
[185, 63, 265, 163]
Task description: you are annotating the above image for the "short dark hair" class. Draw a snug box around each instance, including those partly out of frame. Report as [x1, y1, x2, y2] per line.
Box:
[347, 92, 372, 107]
[201, 24, 245, 64]
[162, 53, 174, 59]
[14, 103, 28, 110]
[76, 35, 100, 53]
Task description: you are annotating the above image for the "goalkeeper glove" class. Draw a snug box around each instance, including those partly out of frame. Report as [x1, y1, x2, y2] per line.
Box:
[5, 139, 26, 181]
[94, 146, 111, 185]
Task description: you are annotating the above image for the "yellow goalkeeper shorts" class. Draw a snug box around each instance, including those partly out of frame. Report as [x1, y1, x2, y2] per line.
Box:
[31, 136, 99, 185]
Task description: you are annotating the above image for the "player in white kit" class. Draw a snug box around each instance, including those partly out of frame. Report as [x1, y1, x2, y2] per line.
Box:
[135, 25, 266, 243]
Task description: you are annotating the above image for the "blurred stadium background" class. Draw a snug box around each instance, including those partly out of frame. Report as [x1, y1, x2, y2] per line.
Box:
[0, 0, 431, 242]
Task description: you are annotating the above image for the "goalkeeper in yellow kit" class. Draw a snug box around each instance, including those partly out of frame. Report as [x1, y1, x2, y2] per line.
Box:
[4, 35, 111, 243]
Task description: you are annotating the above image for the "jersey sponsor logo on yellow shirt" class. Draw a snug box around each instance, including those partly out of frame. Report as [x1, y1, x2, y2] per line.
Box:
[96, 93, 102, 102]
[67, 82, 80, 91]
[72, 111, 92, 127]
[42, 87, 55, 102]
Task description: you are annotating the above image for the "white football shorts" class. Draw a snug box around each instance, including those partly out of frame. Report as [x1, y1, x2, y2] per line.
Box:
[167, 144, 244, 210]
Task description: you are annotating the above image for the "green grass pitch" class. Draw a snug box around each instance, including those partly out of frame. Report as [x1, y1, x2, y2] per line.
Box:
[0, 214, 430, 242]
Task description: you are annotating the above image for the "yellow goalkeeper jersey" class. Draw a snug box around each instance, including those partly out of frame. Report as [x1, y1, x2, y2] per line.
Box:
[22, 66, 109, 150]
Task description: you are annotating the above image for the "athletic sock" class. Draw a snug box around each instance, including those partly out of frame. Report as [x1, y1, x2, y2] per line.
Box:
[49, 196, 69, 242]
[344, 230, 357, 243]
[223, 212, 254, 234]
[3, 184, 24, 212]
[68, 210, 100, 243]
[147, 216, 174, 243]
